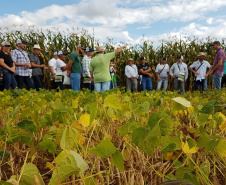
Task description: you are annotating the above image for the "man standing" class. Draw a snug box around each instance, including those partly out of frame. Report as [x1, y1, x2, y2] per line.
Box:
[67, 45, 85, 91]
[125, 58, 138, 92]
[11, 39, 33, 89]
[155, 57, 169, 91]
[189, 52, 211, 92]
[29, 44, 48, 91]
[48, 51, 58, 89]
[170, 56, 188, 94]
[209, 41, 225, 89]
[82, 47, 94, 90]
[138, 56, 152, 91]
[90, 45, 126, 93]
[55, 51, 68, 90]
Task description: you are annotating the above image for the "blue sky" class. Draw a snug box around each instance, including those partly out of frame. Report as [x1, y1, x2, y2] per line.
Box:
[1, 0, 226, 46]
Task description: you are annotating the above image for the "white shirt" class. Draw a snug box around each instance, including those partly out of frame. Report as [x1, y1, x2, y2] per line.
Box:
[56, 59, 66, 75]
[48, 58, 57, 73]
[170, 62, 188, 80]
[189, 60, 211, 81]
[155, 63, 169, 78]
[125, 64, 139, 78]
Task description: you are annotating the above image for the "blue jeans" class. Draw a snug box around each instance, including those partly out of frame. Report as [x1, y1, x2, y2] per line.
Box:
[94, 81, 111, 93]
[141, 76, 152, 91]
[3, 69, 18, 90]
[195, 79, 207, 92]
[70, 73, 81, 91]
[157, 78, 168, 91]
[15, 75, 34, 90]
[213, 74, 223, 90]
[110, 82, 117, 89]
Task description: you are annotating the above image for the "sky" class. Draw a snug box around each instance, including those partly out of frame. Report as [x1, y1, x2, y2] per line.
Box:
[1, 0, 226, 47]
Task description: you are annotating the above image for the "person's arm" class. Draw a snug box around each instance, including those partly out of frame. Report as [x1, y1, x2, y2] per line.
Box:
[31, 62, 44, 68]
[90, 71, 94, 84]
[61, 66, 67, 71]
[169, 64, 176, 78]
[125, 66, 131, 78]
[115, 46, 127, 55]
[0, 58, 15, 73]
[155, 65, 161, 81]
[184, 65, 188, 82]
[205, 62, 212, 78]
[49, 66, 55, 79]
[188, 63, 199, 75]
[211, 59, 223, 73]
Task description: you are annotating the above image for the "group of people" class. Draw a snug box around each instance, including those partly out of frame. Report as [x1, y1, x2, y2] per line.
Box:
[0, 40, 225, 93]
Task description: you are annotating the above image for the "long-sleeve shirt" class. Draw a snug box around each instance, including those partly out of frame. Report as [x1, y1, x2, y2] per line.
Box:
[170, 62, 188, 80]
[125, 64, 138, 78]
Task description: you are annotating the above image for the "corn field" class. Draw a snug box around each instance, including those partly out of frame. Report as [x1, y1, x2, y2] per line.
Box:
[0, 30, 225, 90]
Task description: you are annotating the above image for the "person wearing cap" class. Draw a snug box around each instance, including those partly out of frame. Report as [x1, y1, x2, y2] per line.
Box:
[48, 51, 58, 89]
[11, 39, 33, 89]
[138, 56, 153, 91]
[209, 41, 225, 89]
[67, 44, 85, 91]
[29, 44, 48, 91]
[109, 60, 117, 89]
[0, 41, 18, 90]
[55, 51, 68, 90]
[170, 56, 188, 94]
[155, 57, 169, 91]
[125, 58, 138, 92]
[90, 45, 126, 93]
[189, 52, 211, 92]
[82, 47, 94, 90]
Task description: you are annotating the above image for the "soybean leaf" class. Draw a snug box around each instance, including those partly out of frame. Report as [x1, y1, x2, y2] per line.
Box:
[111, 150, 124, 171]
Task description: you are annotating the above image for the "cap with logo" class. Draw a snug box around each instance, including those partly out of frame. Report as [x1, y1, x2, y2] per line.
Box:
[162, 57, 167, 60]
[85, 47, 94, 52]
[140, 56, 146, 60]
[16, 39, 27, 44]
[177, 56, 183, 60]
[58, 51, 67, 55]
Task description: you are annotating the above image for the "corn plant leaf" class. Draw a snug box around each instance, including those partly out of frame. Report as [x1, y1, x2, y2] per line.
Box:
[111, 150, 124, 171]
[90, 139, 117, 158]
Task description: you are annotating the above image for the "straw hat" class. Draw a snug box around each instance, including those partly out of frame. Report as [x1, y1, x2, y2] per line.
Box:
[128, 58, 134, 61]
[96, 46, 105, 53]
[33, 44, 41, 50]
[197, 52, 205, 57]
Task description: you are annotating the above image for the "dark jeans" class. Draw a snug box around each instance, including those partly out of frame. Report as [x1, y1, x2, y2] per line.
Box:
[55, 75, 64, 91]
[15, 75, 34, 90]
[83, 83, 91, 90]
[195, 79, 207, 92]
[222, 75, 226, 88]
[32, 75, 43, 91]
[3, 69, 18, 90]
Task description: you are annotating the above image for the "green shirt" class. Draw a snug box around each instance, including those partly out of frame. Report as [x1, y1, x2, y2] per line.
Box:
[90, 52, 115, 83]
[70, 52, 81, 74]
[224, 60, 226, 75]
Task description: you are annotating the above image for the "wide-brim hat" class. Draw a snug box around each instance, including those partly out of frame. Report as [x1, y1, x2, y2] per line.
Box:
[96, 46, 105, 53]
[2, 41, 11, 47]
[197, 52, 205, 57]
[33, 44, 41, 50]
[128, 58, 134, 61]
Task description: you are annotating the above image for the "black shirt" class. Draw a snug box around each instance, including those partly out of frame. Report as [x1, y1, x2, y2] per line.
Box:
[138, 62, 150, 77]
[0, 51, 14, 68]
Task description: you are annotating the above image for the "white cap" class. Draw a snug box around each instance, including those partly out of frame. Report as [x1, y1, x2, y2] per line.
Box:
[53, 51, 58, 56]
[58, 51, 67, 55]
[16, 39, 27, 44]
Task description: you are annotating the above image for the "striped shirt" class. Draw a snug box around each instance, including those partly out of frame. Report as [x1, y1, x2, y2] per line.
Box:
[11, 48, 31, 76]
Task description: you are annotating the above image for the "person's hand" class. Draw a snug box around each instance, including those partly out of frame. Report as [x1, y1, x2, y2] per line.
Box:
[52, 74, 56, 80]
[67, 71, 71, 77]
[157, 77, 161, 81]
[10, 68, 16, 74]
[40, 64, 45, 68]
[91, 77, 94, 84]
[130, 76, 134, 81]
[44, 66, 49, 70]
[204, 74, 208, 78]
[194, 71, 199, 76]
[184, 79, 187, 83]
[26, 63, 31, 68]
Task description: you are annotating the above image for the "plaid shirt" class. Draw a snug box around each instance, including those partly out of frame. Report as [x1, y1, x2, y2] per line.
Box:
[11, 48, 31, 76]
[82, 55, 91, 78]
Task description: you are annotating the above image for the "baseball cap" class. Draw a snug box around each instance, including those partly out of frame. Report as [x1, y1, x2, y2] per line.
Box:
[162, 57, 167, 60]
[77, 44, 85, 50]
[16, 39, 27, 44]
[177, 56, 183, 60]
[140, 56, 146, 60]
[53, 51, 58, 56]
[2, 41, 11, 47]
[210, 41, 220, 46]
[58, 51, 67, 55]
[85, 47, 94, 52]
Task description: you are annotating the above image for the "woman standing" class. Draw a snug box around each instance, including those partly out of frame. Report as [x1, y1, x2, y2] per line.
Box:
[0, 41, 18, 90]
